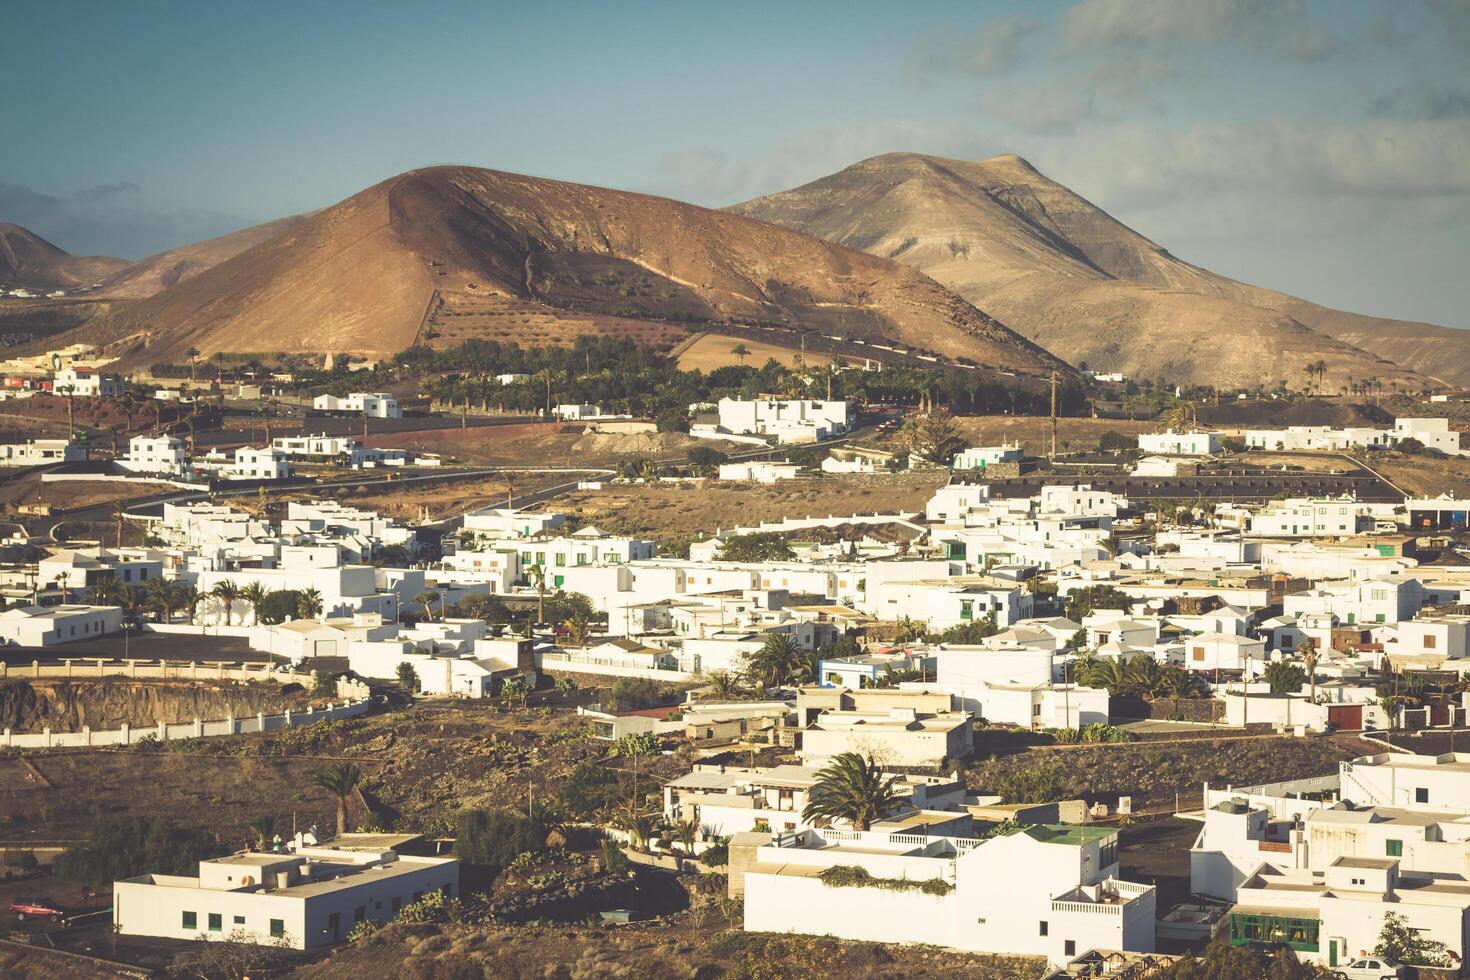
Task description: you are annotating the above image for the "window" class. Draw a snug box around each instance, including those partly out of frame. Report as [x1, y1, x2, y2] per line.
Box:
[1386, 839, 1403, 857]
[208, 912, 222, 932]
[182, 911, 197, 930]
[270, 918, 284, 938]
[1417, 787, 1430, 804]
[1064, 940, 1076, 956]
[1425, 635, 1438, 649]
[233, 915, 245, 925]
[392, 897, 401, 913]
[1039, 921, 1048, 936]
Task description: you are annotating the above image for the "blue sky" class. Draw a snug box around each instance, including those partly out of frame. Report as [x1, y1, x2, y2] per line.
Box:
[2, 0, 1467, 327]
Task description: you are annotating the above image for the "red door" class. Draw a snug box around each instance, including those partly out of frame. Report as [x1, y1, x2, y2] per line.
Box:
[1328, 705, 1363, 731]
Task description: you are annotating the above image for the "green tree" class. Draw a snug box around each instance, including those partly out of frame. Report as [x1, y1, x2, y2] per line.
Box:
[455, 808, 549, 876]
[313, 763, 363, 837]
[414, 590, 441, 623]
[1262, 661, 1305, 695]
[716, 532, 794, 562]
[730, 343, 750, 366]
[396, 661, 419, 692]
[500, 676, 530, 708]
[1374, 909, 1450, 966]
[802, 752, 899, 832]
[901, 408, 967, 466]
[297, 587, 323, 619]
[55, 816, 225, 886]
[85, 576, 127, 607]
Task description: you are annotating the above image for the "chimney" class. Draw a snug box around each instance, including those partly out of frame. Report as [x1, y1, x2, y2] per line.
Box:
[275, 870, 293, 890]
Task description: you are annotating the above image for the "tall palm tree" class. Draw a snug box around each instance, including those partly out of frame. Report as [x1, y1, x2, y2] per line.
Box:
[562, 610, 592, 647]
[743, 633, 807, 690]
[211, 580, 241, 626]
[527, 565, 548, 626]
[174, 583, 200, 625]
[700, 670, 744, 700]
[239, 582, 269, 625]
[111, 499, 128, 548]
[731, 343, 750, 366]
[1302, 644, 1320, 704]
[297, 587, 323, 620]
[245, 813, 278, 850]
[802, 752, 899, 832]
[313, 763, 362, 837]
[185, 346, 201, 382]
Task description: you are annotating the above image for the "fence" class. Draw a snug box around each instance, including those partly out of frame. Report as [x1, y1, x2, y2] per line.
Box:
[0, 658, 368, 698]
[0, 698, 370, 749]
[538, 650, 699, 682]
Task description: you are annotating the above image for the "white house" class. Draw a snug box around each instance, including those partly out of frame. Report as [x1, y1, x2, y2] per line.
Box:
[0, 604, 123, 646]
[125, 435, 187, 474]
[54, 367, 124, 397]
[313, 393, 401, 418]
[717, 461, 802, 484]
[0, 438, 87, 467]
[554, 403, 601, 420]
[711, 398, 853, 444]
[1137, 431, 1220, 456]
[228, 446, 291, 481]
[741, 823, 1154, 966]
[953, 444, 1023, 471]
[114, 836, 459, 950]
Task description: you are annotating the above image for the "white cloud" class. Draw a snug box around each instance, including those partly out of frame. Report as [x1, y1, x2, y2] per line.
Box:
[1060, 0, 1338, 61]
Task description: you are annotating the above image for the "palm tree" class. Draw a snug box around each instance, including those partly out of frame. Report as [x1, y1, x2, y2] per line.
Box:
[211, 580, 241, 626]
[671, 817, 700, 856]
[185, 347, 201, 382]
[85, 576, 127, 607]
[1158, 665, 1206, 699]
[802, 752, 899, 832]
[313, 763, 362, 837]
[142, 577, 178, 623]
[611, 804, 658, 851]
[1302, 644, 1320, 704]
[700, 670, 744, 700]
[743, 633, 807, 690]
[297, 587, 323, 620]
[414, 590, 441, 623]
[731, 343, 750, 367]
[111, 500, 128, 548]
[245, 813, 278, 850]
[57, 385, 76, 438]
[527, 565, 548, 626]
[562, 610, 592, 647]
[1078, 658, 1128, 694]
[239, 582, 269, 625]
[175, 584, 201, 625]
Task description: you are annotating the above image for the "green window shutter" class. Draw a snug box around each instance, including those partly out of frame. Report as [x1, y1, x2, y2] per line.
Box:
[182, 911, 197, 930]
[1386, 839, 1403, 857]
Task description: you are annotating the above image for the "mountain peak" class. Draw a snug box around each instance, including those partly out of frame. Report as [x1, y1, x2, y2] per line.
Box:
[0, 223, 126, 288]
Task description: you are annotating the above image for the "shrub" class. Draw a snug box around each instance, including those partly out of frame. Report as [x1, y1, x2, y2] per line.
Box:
[1098, 431, 1134, 453]
[454, 809, 549, 877]
[55, 816, 225, 886]
[817, 865, 953, 896]
[606, 677, 667, 712]
[989, 765, 1066, 804]
[611, 731, 660, 758]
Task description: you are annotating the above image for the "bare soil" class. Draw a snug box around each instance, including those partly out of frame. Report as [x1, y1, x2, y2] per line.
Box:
[0, 474, 173, 515]
[545, 472, 949, 545]
[676, 332, 836, 372]
[1365, 450, 1470, 498]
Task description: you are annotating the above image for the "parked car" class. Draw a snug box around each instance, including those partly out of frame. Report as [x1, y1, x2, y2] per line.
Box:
[1331, 957, 1405, 980]
[8, 896, 66, 923]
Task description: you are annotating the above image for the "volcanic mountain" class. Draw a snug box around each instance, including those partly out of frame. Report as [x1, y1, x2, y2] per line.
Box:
[49, 166, 1065, 377]
[0, 224, 127, 289]
[94, 214, 311, 299]
[730, 153, 1458, 389]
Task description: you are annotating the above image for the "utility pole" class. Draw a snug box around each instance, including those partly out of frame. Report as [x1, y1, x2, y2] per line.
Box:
[1049, 371, 1058, 462]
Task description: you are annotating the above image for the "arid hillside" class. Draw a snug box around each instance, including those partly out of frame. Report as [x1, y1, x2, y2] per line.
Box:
[730, 152, 1443, 389]
[41, 166, 1066, 377]
[0, 223, 127, 289]
[94, 213, 310, 298]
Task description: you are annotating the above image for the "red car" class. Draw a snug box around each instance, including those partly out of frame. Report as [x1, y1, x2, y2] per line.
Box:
[9, 896, 66, 923]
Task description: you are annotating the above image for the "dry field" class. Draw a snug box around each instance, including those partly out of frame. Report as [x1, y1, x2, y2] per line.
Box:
[366, 422, 746, 468]
[265, 474, 541, 523]
[675, 331, 835, 372]
[0, 474, 173, 514]
[1349, 449, 1470, 498]
[546, 472, 949, 544]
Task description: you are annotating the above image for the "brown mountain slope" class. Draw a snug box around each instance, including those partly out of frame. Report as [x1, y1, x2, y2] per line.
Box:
[61, 166, 1065, 377]
[95, 214, 310, 299]
[729, 152, 1438, 390]
[0, 224, 127, 289]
